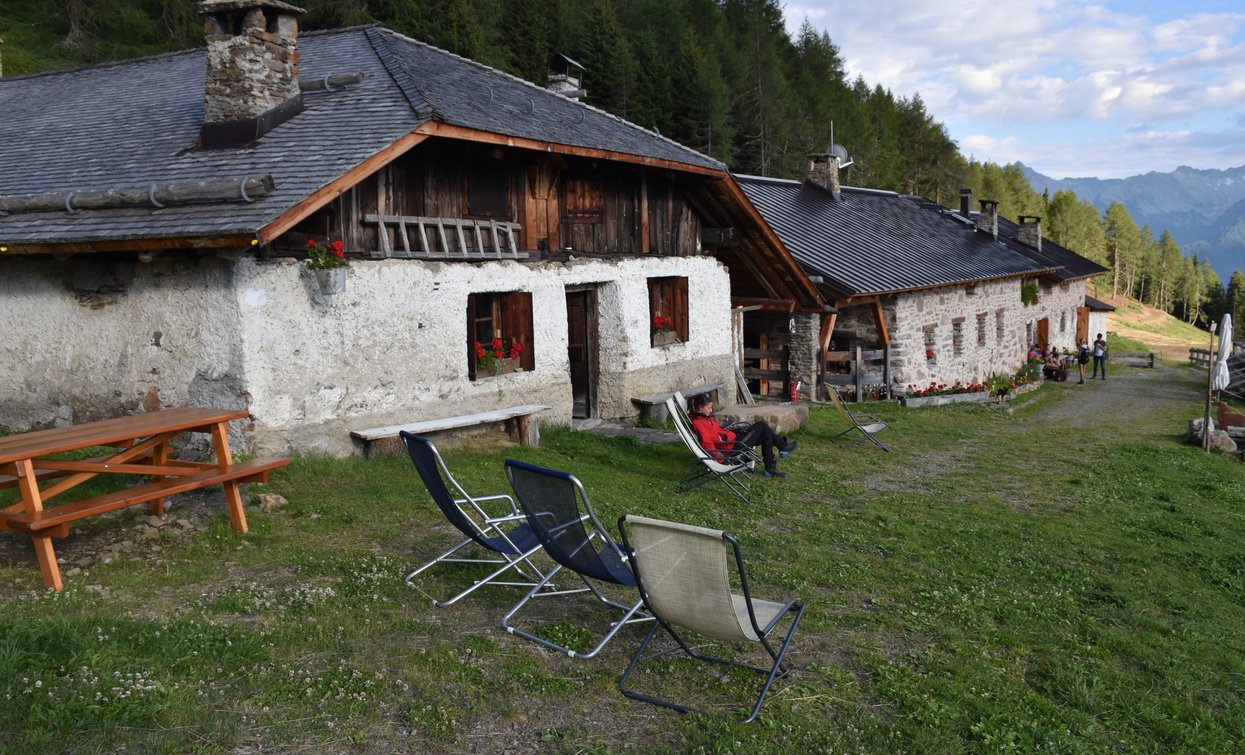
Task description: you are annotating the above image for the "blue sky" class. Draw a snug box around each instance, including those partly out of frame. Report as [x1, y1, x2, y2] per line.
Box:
[784, 1, 1245, 179]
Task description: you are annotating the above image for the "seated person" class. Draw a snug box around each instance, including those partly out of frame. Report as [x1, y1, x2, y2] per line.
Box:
[1043, 349, 1068, 381]
[1027, 344, 1042, 361]
[688, 395, 797, 479]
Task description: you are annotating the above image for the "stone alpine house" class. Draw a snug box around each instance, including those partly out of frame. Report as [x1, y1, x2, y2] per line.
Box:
[738, 152, 1108, 398]
[0, 0, 822, 456]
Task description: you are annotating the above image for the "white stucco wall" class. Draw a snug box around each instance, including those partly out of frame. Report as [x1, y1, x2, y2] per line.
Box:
[0, 253, 736, 456]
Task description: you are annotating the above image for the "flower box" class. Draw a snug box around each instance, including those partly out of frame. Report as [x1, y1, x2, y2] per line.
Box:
[476, 357, 522, 378]
[314, 267, 346, 295]
[901, 390, 990, 408]
[652, 331, 680, 347]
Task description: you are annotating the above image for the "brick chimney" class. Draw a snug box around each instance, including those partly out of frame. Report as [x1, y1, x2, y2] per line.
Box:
[1017, 215, 1042, 252]
[198, 0, 305, 148]
[547, 53, 586, 101]
[807, 151, 841, 201]
[978, 199, 998, 240]
[959, 188, 971, 217]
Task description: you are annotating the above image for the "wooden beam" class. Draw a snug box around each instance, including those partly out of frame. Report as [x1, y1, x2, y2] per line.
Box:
[639, 168, 650, 253]
[820, 312, 839, 351]
[872, 299, 891, 346]
[731, 297, 795, 313]
[258, 131, 430, 245]
[417, 122, 724, 177]
[1, 235, 259, 255]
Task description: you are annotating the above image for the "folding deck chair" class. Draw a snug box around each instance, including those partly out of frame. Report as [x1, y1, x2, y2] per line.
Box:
[826, 385, 891, 451]
[666, 394, 759, 505]
[617, 514, 805, 724]
[399, 432, 552, 607]
[500, 459, 651, 659]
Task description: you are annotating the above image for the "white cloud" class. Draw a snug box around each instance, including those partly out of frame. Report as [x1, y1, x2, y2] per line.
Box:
[789, 1, 1245, 175]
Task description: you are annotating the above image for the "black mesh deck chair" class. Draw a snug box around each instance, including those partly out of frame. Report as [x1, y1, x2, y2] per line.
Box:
[826, 386, 891, 451]
[617, 514, 805, 724]
[666, 394, 758, 505]
[500, 459, 651, 658]
[400, 432, 551, 607]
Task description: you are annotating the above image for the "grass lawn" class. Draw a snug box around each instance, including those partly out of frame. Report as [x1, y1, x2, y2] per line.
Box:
[2, 362, 1243, 752]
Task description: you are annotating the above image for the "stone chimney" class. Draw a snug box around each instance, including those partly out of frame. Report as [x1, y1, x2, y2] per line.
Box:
[197, 0, 306, 148]
[977, 199, 998, 240]
[959, 188, 971, 217]
[807, 151, 841, 201]
[1017, 215, 1042, 252]
[547, 53, 586, 101]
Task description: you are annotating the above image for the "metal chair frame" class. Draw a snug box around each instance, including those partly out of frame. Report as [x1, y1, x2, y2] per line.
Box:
[826, 385, 891, 451]
[500, 459, 651, 659]
[399, 432, 551, 607]
[617, 514, 805, 724]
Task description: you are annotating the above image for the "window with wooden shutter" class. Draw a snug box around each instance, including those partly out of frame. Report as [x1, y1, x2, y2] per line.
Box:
[563, 177, 603, 220]
[647, 276, 689, 346]
[467, 291, 535, 380]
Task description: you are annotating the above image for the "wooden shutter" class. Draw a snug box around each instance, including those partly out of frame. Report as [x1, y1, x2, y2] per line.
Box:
[502, 292, 535, 371]
[674, 276, 689, 341]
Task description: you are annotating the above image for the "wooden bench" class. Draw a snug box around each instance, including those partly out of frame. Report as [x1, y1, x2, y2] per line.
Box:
[632, 383, 723, 424]
[350, 404, 551, 455]
[1112, 352, 1156, 368]
[2, 458, 287, 535]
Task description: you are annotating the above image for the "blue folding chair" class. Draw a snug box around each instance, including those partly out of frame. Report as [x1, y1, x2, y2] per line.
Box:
[500, 459, 651, 658]
[400, 432, 551, 606]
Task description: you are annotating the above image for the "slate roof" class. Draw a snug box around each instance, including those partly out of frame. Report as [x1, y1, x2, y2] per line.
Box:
[736, 175, 1061, 298]
[1084, 295, 1116, 311]
[0, 26, 721, 248]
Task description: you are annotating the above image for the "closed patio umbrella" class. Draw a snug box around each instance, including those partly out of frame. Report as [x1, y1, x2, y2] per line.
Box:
[1213, 313, 1233, 392]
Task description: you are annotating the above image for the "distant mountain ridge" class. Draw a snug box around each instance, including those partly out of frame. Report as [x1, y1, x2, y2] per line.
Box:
[1021, 163, 1245, 280]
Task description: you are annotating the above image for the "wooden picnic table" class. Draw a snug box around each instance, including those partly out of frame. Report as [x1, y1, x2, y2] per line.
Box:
[0, 408, 289, 591]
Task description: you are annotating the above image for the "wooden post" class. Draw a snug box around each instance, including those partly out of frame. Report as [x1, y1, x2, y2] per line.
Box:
[1204, 322, 1216, 452]
[854, 346, 863, 403]
[883, 344, 892, 398]
[211, 422, 248, 534]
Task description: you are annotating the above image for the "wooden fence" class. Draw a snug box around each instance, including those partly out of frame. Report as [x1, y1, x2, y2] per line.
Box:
[822, 346, 891, 402]
[1190, 347, 1210, 367]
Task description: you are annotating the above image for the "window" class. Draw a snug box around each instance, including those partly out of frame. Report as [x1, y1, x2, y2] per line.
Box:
[977, 312, 988, 346]
[923, 324, 937, 362]
[563, 177, 604, 220]
[464, 162, 511, 218]
[467, 291, 534, 379]
[952, 318, 964, 356]
[1060, 312, 1067, 333]
[995, 309, 1005, 343]
[648, 276, 689, 346]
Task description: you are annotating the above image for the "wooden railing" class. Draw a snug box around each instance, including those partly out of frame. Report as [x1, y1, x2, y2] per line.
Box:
[1113, 352, 1157, 368]
[822, 346, 890, 402]
[1190, 347, 1211, 367]
[742, 345, 788, 398]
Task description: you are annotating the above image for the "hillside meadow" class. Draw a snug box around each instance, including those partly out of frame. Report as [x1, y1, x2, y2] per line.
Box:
[1, 356, 1242, 753]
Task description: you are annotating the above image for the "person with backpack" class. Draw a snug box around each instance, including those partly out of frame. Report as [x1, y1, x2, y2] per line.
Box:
[1076, 341, 1091, 384]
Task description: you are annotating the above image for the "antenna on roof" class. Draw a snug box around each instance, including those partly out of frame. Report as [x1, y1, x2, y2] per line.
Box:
[827, 122, 853, 168]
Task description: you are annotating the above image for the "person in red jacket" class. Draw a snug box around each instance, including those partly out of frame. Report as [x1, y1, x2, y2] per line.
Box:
[688, 395, 797, 478]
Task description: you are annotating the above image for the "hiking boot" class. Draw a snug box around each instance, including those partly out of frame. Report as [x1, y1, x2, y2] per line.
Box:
[779, 440, 799, 458]
[762, 468, 787, 478]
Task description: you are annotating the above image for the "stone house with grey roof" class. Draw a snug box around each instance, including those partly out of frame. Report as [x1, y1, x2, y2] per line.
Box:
[737, 154, 1107, 398]
[0, 0, 821, 455]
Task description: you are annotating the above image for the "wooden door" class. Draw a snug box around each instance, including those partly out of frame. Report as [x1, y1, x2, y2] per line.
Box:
[1036, 318, 1050, 349]
[1075, 307, 1089, 344]
[566, 289, 597, 419]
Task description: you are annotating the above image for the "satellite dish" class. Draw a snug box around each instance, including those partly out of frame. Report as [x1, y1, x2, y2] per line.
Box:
[829, 143, 853, 168]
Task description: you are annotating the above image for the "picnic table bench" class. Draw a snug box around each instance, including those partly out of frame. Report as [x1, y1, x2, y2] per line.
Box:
[0, 408, 289, 591]
[350, 404, 551, 454]
[1112, 352, 1157, 368]
[631, 383, 723, 424]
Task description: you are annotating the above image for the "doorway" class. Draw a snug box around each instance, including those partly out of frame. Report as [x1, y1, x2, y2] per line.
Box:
[1036, 318, 1050, 349]
[565, 288, 599, 419]
[1075, 306, 1089, 345]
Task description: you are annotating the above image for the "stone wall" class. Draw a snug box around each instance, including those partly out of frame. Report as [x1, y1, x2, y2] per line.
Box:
[788, 312, 820, 398]
[0, 253, 736, 457]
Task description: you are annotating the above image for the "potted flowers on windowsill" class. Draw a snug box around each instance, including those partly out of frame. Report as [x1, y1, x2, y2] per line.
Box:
[475, 338, 523, 378]
[306, 239, 349, 295]
[652, 313, 679, 347]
